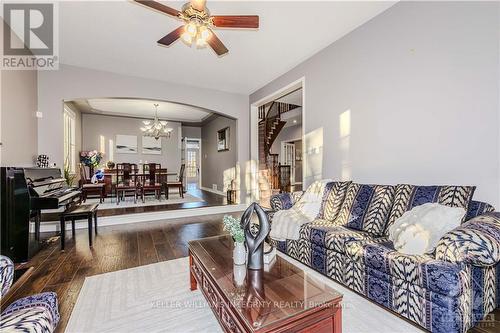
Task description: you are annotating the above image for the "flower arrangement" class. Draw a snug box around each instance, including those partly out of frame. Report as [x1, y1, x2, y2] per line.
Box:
[80, 150, 103, 167]
[223, 215, 245, 243]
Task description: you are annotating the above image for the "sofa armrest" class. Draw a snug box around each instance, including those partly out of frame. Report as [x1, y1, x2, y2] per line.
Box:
[1, 292, 60, 332]
[0, 256, 14, 298]
[435, 212, 500, 267]
[269, 191, 304, 211]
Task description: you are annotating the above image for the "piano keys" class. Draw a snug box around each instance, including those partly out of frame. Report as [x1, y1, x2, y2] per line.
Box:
[1, 167, 81, 263]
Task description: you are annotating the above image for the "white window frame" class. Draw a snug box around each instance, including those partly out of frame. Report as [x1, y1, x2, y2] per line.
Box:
[63, 107, 76, 173]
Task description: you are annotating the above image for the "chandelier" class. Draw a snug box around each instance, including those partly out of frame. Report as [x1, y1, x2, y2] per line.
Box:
[141, 104, 173, 140]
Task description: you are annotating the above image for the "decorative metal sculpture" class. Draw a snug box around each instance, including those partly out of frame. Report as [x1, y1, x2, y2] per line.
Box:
[240, 203, 271, 270]
[243, 269, 271, 329]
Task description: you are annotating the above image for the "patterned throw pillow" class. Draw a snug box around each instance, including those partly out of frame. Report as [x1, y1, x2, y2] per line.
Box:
[336, 183, 396, 236]
[385, 184, 476, 235]
[317, 181, 352, 221]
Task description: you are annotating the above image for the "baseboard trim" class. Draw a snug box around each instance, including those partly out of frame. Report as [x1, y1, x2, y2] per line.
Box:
[200, 187, 225, 196]
[31, 204, 247, 233]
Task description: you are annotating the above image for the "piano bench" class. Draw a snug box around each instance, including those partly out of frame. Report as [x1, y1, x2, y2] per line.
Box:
[59, 203, 99, 251]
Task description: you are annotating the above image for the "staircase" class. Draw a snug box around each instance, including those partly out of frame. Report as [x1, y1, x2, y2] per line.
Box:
[258, 101, 300, 197]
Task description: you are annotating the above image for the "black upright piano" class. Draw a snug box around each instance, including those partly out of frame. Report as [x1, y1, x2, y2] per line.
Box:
[1, 167, 81, 263]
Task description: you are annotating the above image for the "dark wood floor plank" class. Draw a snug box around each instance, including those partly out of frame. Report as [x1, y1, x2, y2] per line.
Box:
[137, 230, 159, 266]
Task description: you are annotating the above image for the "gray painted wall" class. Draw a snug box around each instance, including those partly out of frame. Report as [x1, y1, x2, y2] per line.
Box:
[182, 126, 201, 139]
[201, 116, 237, 191]
[82, 113, 181, 172]
[1, 69, 39, 166]
[0, 23, 38, 166]
[37, 64, 251, 202]
[251, 1, 500, 207]
[270, 124, 302, 155]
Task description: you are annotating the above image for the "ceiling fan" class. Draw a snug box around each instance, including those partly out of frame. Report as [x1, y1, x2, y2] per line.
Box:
[134, 0, 259, 56]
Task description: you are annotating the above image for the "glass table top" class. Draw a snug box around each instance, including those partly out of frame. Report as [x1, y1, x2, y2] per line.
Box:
[189, 235, 343, 330]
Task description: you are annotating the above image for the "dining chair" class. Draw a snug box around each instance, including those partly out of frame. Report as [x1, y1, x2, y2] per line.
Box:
[140, 163, 162, 202]
[164, 164, 185, 199]
[115, 163, 140, 205]
[78, 163, 105, 203]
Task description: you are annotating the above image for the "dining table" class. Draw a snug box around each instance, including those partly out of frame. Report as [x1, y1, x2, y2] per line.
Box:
[101, 170, 178, 197]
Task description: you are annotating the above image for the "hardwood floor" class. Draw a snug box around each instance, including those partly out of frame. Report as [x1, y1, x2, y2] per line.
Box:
[5, 210, 499, 333]
[10, 212, 235, 333]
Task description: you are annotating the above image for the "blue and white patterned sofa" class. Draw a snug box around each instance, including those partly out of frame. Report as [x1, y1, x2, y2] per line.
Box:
[0, 255, 60, 332]
[270, 182, 499, 333]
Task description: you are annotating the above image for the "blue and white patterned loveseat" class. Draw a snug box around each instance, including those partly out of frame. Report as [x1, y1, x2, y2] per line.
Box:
[0, 255, 60, 332]
[269, 182, 500, 333]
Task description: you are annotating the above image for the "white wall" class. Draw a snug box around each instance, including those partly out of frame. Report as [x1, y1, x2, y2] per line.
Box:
[251, 1, 500, 207]
[82, 113, 182, 172]
[38, 64, 251, 201]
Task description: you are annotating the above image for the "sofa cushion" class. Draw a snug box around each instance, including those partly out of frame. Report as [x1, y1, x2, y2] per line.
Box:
[300, 220, 372, 253]
[317, 181, 352, 221]
[345, 240, 466, 297]
[385, 185, 476, 236]
[335, 183, 396, 236]
[465, 200, 495, 221]
[269, 191, 305, 211]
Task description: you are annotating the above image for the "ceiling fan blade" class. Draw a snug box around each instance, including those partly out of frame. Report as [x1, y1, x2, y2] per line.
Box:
[157, 26, 184, 46]
[207, 31, 228, 56]
[190, 0, 206, 11]
[134, 0, 180, 18]
[211, 15, 259, 29]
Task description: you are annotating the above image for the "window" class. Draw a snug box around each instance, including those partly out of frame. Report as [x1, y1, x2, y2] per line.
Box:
[63, 107, 76, 173]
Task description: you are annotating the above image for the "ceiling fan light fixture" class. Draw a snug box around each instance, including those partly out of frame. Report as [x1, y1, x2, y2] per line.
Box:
[199, 25, 210, 41]
[135, 0, 259, 56]
[196, 37, 207, 48]
[181, 31, 193, 44]
[186, 21, 198, 37]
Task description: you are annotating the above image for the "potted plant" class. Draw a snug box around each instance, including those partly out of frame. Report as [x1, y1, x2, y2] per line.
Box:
[63, 157, 76, 186]
[223, 215, 246, 265]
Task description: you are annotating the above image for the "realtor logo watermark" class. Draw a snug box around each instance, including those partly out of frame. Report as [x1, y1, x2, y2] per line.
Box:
[2, 2, 59, 70]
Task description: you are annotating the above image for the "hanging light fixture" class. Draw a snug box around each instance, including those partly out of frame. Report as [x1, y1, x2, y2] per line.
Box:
[140, 103, 173, 140]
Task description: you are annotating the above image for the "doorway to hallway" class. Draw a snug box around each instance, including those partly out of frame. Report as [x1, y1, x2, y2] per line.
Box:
[185, 138, 201, 191]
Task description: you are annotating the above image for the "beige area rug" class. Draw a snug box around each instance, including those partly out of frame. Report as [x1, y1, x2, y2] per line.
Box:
[85, 193, 204, 210]
[65, 254, 421, 333]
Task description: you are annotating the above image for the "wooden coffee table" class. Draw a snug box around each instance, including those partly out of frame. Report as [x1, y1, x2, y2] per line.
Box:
[188, 235, 343, 333]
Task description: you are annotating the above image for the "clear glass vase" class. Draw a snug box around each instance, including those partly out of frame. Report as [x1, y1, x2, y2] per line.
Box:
[233, 242, 246, 265]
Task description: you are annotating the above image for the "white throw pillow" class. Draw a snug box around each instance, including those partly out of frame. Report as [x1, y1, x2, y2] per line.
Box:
[388, 203, 465, 255]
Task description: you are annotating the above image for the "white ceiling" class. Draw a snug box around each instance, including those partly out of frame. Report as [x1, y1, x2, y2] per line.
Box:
[81, 98, 212, 122]
[59, 1, 396, 94]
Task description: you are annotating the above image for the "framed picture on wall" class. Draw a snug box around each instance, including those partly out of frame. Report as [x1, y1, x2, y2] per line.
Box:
[217, 127, 230, 152]
[142, 136, 161, 155]
[116, 135, 137, 154]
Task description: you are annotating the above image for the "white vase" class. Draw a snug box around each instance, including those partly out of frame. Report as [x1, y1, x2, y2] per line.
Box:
[233, 242, 246, 265]
[233, 264, 246, 286]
